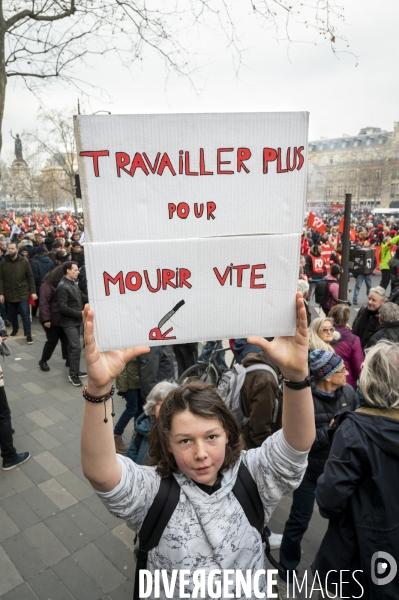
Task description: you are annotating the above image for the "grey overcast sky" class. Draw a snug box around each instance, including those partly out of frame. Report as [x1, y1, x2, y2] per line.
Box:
[4, 0, 399, 160]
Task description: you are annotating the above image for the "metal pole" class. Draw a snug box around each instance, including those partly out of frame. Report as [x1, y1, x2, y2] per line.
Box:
[339, 193, 352, 303]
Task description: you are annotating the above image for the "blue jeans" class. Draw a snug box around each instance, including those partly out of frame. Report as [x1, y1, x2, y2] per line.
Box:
[198, 341, 228, 369]
[353, 273, 372, 303]
[114, 389, 143, 436]
[279, 473, 317, 581]
[8, 300, 31, 335]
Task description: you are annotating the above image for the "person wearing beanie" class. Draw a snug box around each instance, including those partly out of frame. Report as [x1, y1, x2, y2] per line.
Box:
[277, 349, 356, 598]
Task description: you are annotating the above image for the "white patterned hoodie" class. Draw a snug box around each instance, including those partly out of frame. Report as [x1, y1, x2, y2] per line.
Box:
[97, 430, 308, 599]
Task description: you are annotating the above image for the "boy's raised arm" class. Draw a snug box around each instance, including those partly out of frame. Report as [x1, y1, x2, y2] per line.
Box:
[248, 292, 315, 452]
[81, 305, 149, 492]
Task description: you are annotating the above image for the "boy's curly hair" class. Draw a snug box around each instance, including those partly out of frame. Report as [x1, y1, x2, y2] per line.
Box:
[147, 380, 244, 478]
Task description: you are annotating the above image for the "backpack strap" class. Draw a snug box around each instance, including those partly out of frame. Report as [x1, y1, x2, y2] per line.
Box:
[233, 462, 282, 571]
[244, 363, 279, 385]
[133, 475, 180, 600]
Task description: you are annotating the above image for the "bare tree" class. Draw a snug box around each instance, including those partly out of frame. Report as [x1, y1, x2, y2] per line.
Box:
[0, 0, 348, 154]
[27, 108, 78, 212]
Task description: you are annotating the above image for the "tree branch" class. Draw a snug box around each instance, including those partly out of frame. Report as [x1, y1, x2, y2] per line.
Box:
[6, 1, 76, 30]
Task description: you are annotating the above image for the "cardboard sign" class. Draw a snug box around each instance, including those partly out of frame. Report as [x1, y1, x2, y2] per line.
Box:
[74, 113, 308, 243]
[85, 234, 300, 351]
[74, 112, 308, 350]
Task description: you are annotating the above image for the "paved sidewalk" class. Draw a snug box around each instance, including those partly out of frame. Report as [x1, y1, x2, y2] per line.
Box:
[0, 270, 376, 600]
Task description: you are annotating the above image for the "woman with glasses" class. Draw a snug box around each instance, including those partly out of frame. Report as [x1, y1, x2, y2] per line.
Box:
[277, 350, 357, 598]
[328, 304, 364, 390]
[309, 317, 337, 353]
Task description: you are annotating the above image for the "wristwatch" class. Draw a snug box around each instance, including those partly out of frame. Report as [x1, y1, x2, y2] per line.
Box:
[282, 375, 314, 390]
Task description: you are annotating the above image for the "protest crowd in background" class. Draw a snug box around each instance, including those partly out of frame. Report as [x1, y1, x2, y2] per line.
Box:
[1, 205, 399, 599]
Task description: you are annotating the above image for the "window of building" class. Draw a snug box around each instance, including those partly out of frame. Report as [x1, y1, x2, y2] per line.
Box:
[362, 170, 368, 180]
[327, 172, 333, 181]
[391, 183, 399, 197]
[318, 157, 323, 165]
[329, 156, 334, 165]
[361, 186, 366, 196]
[365, 153, 371, 161]
[375, 169, 381, 179]
[392, 170, 398, 179]
[326, 187, 332, 197]
[316, 172, 323, 181]
[338, 186, 345, 196]
[349, 170, 356, 180]
[338, 171, 344, 180]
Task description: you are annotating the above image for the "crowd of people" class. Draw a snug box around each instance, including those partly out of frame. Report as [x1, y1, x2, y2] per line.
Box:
[0, 207, 398, 599]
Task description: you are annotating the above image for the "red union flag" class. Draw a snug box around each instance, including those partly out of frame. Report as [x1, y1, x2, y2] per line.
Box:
[307, 212, 326, 233]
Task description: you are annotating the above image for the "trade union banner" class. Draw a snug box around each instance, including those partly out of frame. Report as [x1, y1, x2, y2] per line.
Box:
[75, 112, 308, 351]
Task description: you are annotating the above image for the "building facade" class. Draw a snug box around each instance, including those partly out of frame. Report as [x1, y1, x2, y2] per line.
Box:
[307, 122, 399, 209]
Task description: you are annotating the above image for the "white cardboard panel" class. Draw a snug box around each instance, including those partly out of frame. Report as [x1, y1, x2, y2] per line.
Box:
[75, 112, 308, 243]
[85, 234, 300, 351]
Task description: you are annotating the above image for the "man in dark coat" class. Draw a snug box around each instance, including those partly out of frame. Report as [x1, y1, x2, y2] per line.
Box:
[352, 286, 387, 349]
[365, 302, 399, 348]
[31, 247, 54, 296]
[0, 243, 37, 343]
[278, 349, 356, 598]
[56, 261, 88, 386]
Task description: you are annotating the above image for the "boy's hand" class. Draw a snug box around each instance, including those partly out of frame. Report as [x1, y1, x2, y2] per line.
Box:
[248, 292, 308, 382]
[83, 305, 149, 395]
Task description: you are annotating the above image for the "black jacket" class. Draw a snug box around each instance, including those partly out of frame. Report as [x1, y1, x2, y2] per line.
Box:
[314, 409, 399, 599]
[31, 255, 54, 292]
[307, 382, 357, 479]
[56, 276, 88, 327]
[0, 254, 36, 302]
[389, 256, 399, 286]
[365, 320, 399, 348]
[352, 305, 381, 349]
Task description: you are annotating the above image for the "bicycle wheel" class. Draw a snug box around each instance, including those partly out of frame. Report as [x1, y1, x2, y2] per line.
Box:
[177, 363, 219, 385]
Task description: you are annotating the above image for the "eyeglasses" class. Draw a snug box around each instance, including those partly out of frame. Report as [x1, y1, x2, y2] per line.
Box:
[320, 328, 335, 333]
[335, 367, 349, 374]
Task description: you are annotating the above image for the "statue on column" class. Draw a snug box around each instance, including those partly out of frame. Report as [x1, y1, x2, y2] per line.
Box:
[10, 131, 23, 161]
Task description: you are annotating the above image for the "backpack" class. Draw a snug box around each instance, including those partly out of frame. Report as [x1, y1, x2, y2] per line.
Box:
[133, 462, 281, 600]
[217, 363, 280, 427]
[314, 279, 332, 307]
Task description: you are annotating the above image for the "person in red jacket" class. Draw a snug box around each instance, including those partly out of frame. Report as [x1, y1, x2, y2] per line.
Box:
[305, 245, 327, 297]
[38, 265, 68, 371]
[300, 232, 310, 256]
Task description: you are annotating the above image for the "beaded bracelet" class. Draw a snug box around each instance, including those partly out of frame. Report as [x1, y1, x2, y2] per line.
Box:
[82, 385, 115, 423]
